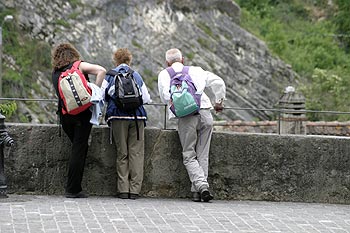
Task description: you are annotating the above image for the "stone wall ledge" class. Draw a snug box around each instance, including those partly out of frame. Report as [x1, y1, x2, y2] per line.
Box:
[3, 123, 350, 204]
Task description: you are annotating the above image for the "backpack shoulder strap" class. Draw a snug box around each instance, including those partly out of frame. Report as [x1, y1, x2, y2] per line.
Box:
[128, 68, 134, 77]
[167, 66, 189, 78]
[182, 66, 189, 74]
[166, 67, 176, 78]
[181, 66, 196, 90]
[59, 61, 81, 79]
[72, 60, 82, 69]
[106, 69, 118, 76]
[107, 68, 134, 77]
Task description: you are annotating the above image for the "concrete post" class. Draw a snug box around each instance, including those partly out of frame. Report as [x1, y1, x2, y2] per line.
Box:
[278, 86, 307, 135]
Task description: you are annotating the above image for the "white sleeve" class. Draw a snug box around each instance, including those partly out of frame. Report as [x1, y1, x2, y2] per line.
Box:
[141, 83, 152, 104]
[158, 70, 171, 104]
[100, 79, 109, 100]
[204, 70, 226, 103]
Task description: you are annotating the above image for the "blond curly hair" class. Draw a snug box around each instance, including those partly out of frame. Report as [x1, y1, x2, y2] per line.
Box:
[113, 48, 132, 66]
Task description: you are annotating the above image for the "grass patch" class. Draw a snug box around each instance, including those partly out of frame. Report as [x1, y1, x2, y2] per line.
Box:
[197, 38, 211, 50]
[55, 19, 70, 28]
[132, 40, 143, 49]
[186, 52, 195, 60]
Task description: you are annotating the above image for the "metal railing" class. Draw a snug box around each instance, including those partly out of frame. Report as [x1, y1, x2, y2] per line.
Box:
[1, 97, 350, 133]
[223, 106, 350, 135]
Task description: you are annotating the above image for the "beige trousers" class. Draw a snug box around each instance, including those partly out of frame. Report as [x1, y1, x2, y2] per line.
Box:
[177, 110, 213, 193]
[111, 120, 145, 194]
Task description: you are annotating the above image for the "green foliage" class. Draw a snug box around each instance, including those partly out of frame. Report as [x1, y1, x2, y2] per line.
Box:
[91, 8, 96, 16]
[19, 114, 29, 123]
[196, 22, 219, 40]
[142, 69, 157, 90]
[144, 77, 157, 91]
[186, 52, 195, 61]
[68, 0, 82, 8]
[0, 10, 16, 25]
[237, 0, 350, 121]
[0, 102, 17, 118]
[2, 11, 52, 98]
[132, 40, 143, 49]
[143, 68, 152, 77]
[197, 38, 211, 50]
[333, 0, 350, 51]
[69, 12, 80, 20]
[4, 69, 21, 82]
[55, 19, 70, 28]
[302, 68, 350, 121]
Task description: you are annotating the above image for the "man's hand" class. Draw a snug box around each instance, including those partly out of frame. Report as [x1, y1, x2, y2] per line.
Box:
[214, 102, 224, 113]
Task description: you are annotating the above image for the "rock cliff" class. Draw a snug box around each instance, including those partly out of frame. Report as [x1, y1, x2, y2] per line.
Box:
[1, 0, 298, 127]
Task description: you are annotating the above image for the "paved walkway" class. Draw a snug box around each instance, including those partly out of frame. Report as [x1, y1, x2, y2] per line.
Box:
[0, 195, 350, 233]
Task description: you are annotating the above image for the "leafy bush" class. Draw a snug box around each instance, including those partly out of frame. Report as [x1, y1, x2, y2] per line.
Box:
[0, 102, 17, 118]
[333, 0, 350, 51]
[302, 68, 350, 121]
[236, 0, 350, 121]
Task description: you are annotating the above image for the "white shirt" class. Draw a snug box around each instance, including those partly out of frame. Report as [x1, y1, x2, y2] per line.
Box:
[88, 82, 104, 126]
[158, 62, 226, 118]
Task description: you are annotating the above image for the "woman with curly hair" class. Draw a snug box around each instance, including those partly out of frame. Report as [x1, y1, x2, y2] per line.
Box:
[51, 43, 106, 198]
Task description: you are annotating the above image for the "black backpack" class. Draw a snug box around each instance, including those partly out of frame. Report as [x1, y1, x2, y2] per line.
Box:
[106, 68, 143, 139]
[107, 69, 143, 112]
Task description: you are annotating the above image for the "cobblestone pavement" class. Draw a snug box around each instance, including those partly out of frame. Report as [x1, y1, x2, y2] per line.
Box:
[0, 195, 350, 233]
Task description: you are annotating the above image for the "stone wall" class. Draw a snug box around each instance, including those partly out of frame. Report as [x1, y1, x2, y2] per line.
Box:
[3, 123, 350, 204]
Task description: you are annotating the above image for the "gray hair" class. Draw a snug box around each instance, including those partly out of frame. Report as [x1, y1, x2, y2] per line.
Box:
[165, 48, 182, 64]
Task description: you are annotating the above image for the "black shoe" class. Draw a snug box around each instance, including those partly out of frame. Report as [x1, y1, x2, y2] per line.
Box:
[201, 189, 213, 202]
[192, 192, 201, 202]
[117, 193, 129, 199]
[129, 193, 139, 200]
[65, 191, 88, 198]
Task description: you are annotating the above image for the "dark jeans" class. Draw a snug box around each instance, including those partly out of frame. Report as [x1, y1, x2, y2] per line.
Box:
[61, 110, 92, 194]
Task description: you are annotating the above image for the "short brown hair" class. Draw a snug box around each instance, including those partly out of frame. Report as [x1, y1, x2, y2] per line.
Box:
[113, 48, 132, 66]
[51, 43, 81, 70]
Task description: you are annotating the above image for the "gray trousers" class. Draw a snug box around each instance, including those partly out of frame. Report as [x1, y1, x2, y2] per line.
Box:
[177, 109, 213, 193]
[111, 120, 145, 194]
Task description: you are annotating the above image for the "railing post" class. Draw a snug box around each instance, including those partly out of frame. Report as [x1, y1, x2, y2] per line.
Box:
[278, 108, 281, 135]
[0, 113, 14, 198]
[164, 105, 167, 130]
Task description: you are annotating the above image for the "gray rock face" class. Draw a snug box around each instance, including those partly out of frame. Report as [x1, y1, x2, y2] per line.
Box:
[1, 0, 298, 127]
